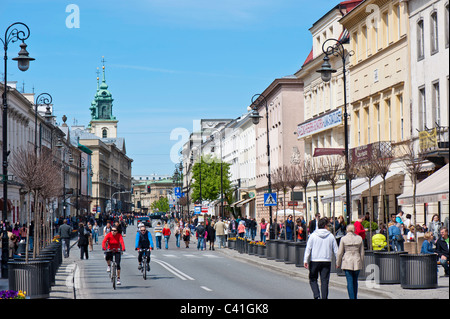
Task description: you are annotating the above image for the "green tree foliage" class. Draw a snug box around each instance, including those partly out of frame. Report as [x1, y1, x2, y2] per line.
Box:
[151, 196, 170, 213]
[191, 155, 232, 203]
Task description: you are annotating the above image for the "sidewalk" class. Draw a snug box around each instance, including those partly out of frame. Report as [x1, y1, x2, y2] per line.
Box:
[215, 244, 449, 299]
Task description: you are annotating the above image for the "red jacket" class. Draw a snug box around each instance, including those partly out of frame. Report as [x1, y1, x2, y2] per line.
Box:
[162, 227, 171, 236]
[102, 232, 125, 250]
[354, 221, 366, 240]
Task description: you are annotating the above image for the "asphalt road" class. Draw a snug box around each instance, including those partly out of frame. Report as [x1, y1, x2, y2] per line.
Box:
[74, 221, 351, 299]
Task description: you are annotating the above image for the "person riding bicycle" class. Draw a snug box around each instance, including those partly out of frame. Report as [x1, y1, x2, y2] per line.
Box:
[102, 226, 126, 285]
[135, 223, 154, 271]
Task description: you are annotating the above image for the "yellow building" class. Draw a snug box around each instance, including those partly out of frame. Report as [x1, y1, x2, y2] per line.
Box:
[340, 0, 411, 148]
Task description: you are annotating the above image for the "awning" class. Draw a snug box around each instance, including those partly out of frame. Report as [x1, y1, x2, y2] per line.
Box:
[230, 198, 246, 207]
[237, 197, 255, 207]
[351, 167, 404, 201]
[313, 148, 345, 157]
[397, 164, 449, 205]
[321, 177, 366, 204]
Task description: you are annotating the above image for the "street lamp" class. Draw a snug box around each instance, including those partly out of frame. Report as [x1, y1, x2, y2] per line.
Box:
[34, 93, 52, 155]
[1, 22, 34, 278]
[316, 38, 353, 225]
[210, 132, 224, 218]
[249, 93, 275, 239]
[56, 137, 74, 218]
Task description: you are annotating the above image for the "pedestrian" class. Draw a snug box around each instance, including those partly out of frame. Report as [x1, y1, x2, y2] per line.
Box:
[183, 224, 191, 248]
[420, 232, 435, 254]
[285, 215, 294, 241]
[388, 221, 403, 251]
[336, 224, 365, 299]
[335, 215, 347, 246]
[214, 217, 226, 249]
[428, 214, 443, 243]
[92, 222, 99, 244]
[238, 220, 245, 238]
[196, 222, 206, 251]
[435, 227, 449, 276]
[250, 218, 257, 241]
[162, 222, 171, 249]
[206, 221, 216, 250]
[58, 219, 72, 258]
[78, 222, 90, 260]
[354, 214, 367, 249]
[153, 221, 163, 249]
[303, 217, 338, 299]
[174, 223, 181, 248]
[259, 218, 267, 243]
[229, 216, 238, 238]
[308, 213, 321, 235]
[88, 224, 94, 252]
[103, 221, 112, 236]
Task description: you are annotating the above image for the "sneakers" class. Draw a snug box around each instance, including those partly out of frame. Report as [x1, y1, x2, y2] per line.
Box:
[107, 266, 111, 272]
[138, 264, 142, 270]
[117, 278, 121, 285]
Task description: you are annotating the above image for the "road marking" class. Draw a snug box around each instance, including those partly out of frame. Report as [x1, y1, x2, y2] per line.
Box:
[201, 286, 212, 292]
[153, 258, 195, 281]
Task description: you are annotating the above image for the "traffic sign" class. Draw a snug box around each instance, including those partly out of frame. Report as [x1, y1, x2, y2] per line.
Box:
[174, 187, 181, 198]
[264, 193, 277, 206]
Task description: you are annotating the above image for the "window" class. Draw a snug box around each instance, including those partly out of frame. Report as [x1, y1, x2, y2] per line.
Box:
[431, 11, 439, 54]
[102, 129, 108, 138]
[432, 81, 441, 126]
[417, 19, 425, 60]
[356, 110, 361, 145]
[375, 103, 381, 141]
[386, 98, 392, 141]
[383, 11, 390, 46]
[398, 94, 404, 140]
[419, 87, 427, 130]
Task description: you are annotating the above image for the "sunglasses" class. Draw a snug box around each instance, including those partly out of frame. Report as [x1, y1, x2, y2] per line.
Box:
[112, 229, 118, 232]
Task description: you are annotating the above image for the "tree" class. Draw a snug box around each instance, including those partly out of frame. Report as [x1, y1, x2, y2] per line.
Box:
[191, 154, 232, 205]
[400, 141, 425, 254]
[322, 155, 345, 235]
[309, 156, 325, 216]
[297, 159, 311, 227]
[151, 197, 170, 213]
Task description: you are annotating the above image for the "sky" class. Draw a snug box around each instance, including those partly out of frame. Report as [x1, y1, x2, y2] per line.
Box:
[1, 0, 337, 176]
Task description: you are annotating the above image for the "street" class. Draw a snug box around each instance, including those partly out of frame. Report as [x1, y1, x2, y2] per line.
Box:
[73, 221, 352, 299]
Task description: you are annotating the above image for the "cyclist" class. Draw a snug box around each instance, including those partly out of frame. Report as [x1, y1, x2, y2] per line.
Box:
[135, 223, 154, 271]
[102, 226, 126, 285]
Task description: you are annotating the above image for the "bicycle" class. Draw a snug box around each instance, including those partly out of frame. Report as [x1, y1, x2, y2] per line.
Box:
[137, 248, 151, 280]
[105, 248, 123, 289]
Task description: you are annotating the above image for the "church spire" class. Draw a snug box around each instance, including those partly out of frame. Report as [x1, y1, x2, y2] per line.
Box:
[89, 56, 115, 121]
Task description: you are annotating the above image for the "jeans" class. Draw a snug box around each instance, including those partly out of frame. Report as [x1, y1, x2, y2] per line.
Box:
[286, 231, 293, 241]
[251, 229, 256, 241]
[217, 235, 225, 248]
[62, 238, 71, 257]
[164, 236, 170, 249]
[92, 231, 98, 244]
[155, 235, 162, 249]
[308, 261, 331, 299]
[260, 231, 266, 243]
[197, 237, 205, 251]
[175, 234, 180, 248]
[80, 245, 89, 259]
[344, 270, 360, 299]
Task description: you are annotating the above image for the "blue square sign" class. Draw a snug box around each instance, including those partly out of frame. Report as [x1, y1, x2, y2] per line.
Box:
[264, 193, 277, 206]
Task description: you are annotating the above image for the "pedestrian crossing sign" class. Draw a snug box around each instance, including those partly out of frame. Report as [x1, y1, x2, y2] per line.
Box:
[264, 193, 277, 206]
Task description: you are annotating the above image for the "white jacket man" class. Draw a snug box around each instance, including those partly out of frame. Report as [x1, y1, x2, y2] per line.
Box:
[304, 228, 339, 264]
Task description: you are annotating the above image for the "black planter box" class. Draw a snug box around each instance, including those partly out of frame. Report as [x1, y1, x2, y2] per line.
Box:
[374, 251, 408, 284]
[295, 242, 307, 267]
[275, 240, 289, 262]
[400, 254, 438, 289]
[8, 260, 51, 299]
[358, 250, 376, 281]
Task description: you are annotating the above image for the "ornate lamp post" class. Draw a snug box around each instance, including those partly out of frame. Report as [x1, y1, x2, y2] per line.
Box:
[1, 22, 34, 278]
[34, 93, 52, 155]
[316, 38, 353, 225]
[249, 94, 275, 239]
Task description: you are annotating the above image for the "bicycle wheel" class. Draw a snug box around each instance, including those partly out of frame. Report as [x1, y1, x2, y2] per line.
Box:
[112, 262, 117, 289]
[143, 255, 147, 280]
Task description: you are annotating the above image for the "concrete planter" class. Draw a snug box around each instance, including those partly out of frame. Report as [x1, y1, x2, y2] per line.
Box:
[295, 242, 307, 267]
[400, 254, 438, 289]
[227, 239, 236, 250]
[248, 243, 256, 255]
[276, 240, 289, 262]
[266, 239, 279, 260]
[8, 260, 51, 299]
[285, 242, 300, 264]
[257, 245, 267, 258]
[358, 250, 377, 281]
[374, 251, 408, 284]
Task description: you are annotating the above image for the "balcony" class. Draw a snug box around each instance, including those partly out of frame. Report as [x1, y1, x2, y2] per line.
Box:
[419, 126, 449, 166]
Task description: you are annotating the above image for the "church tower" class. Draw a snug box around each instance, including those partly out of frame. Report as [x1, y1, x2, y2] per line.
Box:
[88, 57, 118, 138]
